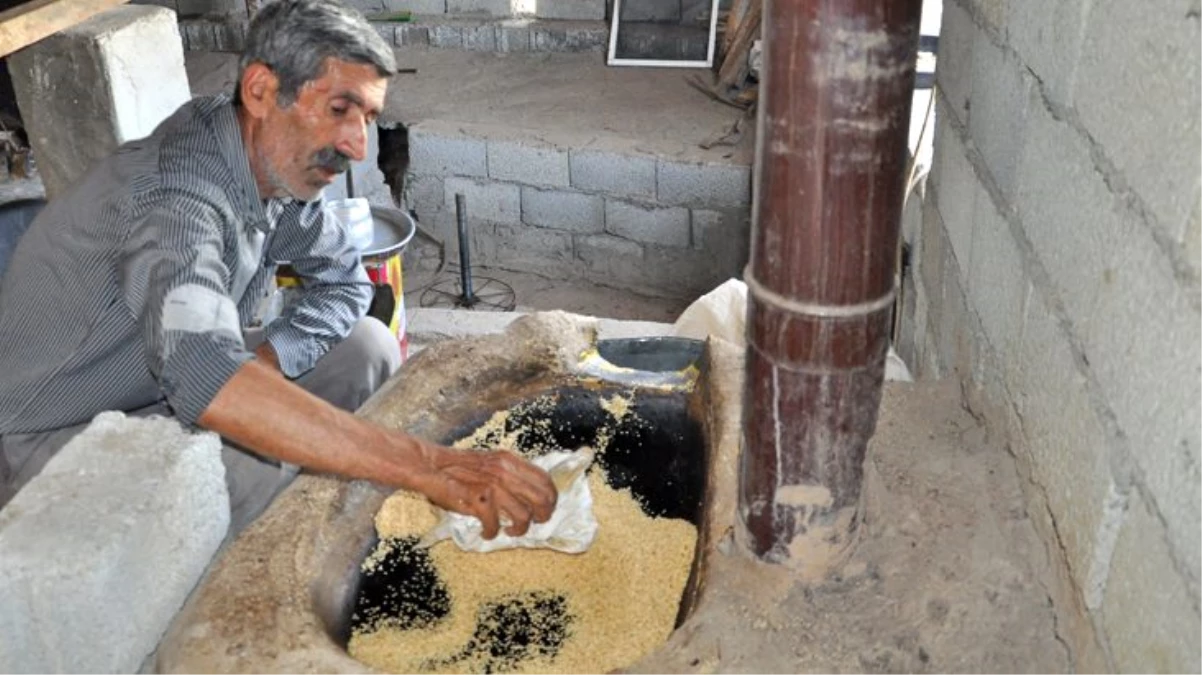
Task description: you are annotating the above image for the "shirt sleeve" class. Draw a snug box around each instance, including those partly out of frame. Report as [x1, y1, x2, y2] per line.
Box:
[262, 200, 373, 378]
[120, 181, 254, 427]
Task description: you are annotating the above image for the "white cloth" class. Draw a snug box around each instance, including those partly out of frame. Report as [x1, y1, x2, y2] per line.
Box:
[420, 447, 599, 554]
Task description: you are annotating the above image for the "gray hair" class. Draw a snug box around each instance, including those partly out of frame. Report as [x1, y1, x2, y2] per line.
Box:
[236, 0, 396, 107]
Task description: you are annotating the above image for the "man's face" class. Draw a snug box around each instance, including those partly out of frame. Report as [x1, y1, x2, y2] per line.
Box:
[253, 59, 387, 201]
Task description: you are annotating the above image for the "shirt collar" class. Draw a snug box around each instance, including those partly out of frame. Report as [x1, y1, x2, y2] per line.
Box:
[212, 94, 273, 233]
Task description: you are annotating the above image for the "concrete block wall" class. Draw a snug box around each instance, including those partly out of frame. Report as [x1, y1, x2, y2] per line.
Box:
[896, 0, 1200, 671]
[404, 121, 751, 298]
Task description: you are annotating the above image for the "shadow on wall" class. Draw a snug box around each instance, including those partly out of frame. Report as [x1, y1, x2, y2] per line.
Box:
[0, 199, 45, 281]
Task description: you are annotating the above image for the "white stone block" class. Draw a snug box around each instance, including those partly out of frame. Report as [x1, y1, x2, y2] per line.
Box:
[1075, 0, 1201, 241]
[0, 412, 229, 673]
[9, 5, 191, 199]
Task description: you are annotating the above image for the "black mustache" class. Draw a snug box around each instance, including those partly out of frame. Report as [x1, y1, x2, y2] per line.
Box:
[313, 146, 352, 173]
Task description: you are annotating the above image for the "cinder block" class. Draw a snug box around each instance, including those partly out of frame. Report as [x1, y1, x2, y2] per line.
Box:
[1011, 286, 1115, 591]
[535, 0, 603, 20]
[8, 6, 192, 199]
[919, 193, 946, 331]
[429, 23, 463, 47]
[1185, 187, 1201, 279]
[967, 183, 1026, 365]
[690, 208, 750, 278]
[385, 0, 446, 12]
[488, 138, 570, 187]
[0, 413, 228, 673]
[372, 22, 397, 46]
[521, 187, 603, 233]
[605, 199, 690, 247]
[930, 111, 976, 279]
[447, 0, 511, 15]
[1083, 209, 1201, 578]
[531, 24, 607, 52]
[1102, 494, 1202, 674]
[397, 23, 431, 46]
[1075, 0, 1201, 241]
[403, 173, 445, 213]
[1014, 88, 1125, 341]
[1008, 0, 1087, 107]
[444, 177, 521, 225]
[214, 18, 248, 51]
[570, 148, 656, 198]
[968, 32, 1031, 200]
[620, 0, 679, 21]
[643, 245, 727, 296]
[492, 223, 574, 275]
[657, 159, 751, 207]
[937, 241, 969, 375]
[576, 233, 644, 268]
[408, 122, 488, 177]
[181, 20, 217, 50]
[935, 0, 975, 125]
[496, 18, 531, 51]
[462, 22, 497, 50]
[966, 0, 1007, 33]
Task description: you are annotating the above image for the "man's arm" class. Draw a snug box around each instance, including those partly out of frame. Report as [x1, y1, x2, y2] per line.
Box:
[200, 353, 557, 539]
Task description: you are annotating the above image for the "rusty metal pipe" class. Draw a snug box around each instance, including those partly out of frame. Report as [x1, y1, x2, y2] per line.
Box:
[738, 0, 922, 572]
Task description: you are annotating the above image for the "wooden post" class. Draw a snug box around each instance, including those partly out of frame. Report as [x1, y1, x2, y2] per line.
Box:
[738, 0, 922, 574]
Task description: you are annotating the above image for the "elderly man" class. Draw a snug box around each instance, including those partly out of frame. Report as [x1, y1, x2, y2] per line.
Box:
[0, 0, 555, 537]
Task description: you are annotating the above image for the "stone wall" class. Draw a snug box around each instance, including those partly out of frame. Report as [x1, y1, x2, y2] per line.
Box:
[896, 0, 1200, 671]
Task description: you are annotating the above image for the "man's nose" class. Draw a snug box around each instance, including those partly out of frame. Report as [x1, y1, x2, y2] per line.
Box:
[335, 115, 369, 162]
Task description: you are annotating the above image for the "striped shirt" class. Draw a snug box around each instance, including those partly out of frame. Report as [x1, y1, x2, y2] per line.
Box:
[0, 94, 372, 435]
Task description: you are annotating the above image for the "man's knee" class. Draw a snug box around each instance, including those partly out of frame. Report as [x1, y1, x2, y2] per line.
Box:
[297, 317, 401, 412]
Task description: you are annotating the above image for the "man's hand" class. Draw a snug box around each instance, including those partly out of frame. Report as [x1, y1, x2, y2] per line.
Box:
[409, 443, 558, 539]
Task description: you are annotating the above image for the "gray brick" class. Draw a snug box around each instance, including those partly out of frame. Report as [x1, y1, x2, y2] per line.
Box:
[576, 234, 647, 285]
[182, 21, 217, 51]
[384, 0, 445, 12]
[690, 208, 750, 278]
[1012, 286, 1116, 595]
[935, 0, 975, 125]
[966, 183, 1025, 366]
[1083, 209, 1201, 578]
[429, 24, 463, 48]
[621, 0, 678, 20]
[918, 193, 946, 330]
[531, 24, 607, 52]
[931, 111, 976, 279]
[462, 23, 497, 51]
[1185, 187, 1200, 279]
[397, 24, 430, 46]
[372, 22, 397, 46]
[535, 0, 604, 20]
[446, 0, 511, 14]
[968, 33, 1031, 200]
[965, 0, 1007, 32]
[570, 148, 656, 198]
[1102, 494, 1201, 674]
[1014, 90, 1122, 340]
[402, 173, 445, 213]
[444, 177, 521, 224]
[1008, 0, 1088, 108]
[605, 199, 690, 247]
[488, 139, 570, 187]
[215, 19, 247, 51]
[1075, 0, 1201, 241]
[521, 187, 603, 233]
[496, 19, 531, 51]
[492, 224, 574, 276]
[409, 124, 487, 177]
[656, 160, 750, 207]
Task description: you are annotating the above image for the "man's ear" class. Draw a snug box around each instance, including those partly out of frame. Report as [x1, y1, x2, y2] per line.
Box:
[239, 62, 279, 120]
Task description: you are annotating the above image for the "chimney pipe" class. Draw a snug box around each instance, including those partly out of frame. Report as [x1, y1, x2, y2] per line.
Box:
[738, 0, 922, 574]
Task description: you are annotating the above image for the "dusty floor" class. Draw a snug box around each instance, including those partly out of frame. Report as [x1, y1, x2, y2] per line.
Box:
[632, 377, 1071, 673]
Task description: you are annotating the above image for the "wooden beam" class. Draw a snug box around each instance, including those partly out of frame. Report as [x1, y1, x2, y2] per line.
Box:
[0, 0, 131, 59]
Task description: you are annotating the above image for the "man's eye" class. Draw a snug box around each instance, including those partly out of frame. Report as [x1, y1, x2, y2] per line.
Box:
[331, 105, 348, 116]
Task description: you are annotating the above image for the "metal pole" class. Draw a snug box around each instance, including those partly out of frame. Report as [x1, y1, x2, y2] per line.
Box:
[738, 0, 922, 575]
[454, 193, 476, 307]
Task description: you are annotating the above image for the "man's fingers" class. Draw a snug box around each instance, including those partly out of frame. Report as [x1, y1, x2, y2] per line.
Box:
[494, 488, 534, 537]
[494, 453, 558, 523]
[475, 488, 501, 540]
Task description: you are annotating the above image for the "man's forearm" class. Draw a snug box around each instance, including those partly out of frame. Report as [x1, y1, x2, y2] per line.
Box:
[196, 358, 431, 490]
